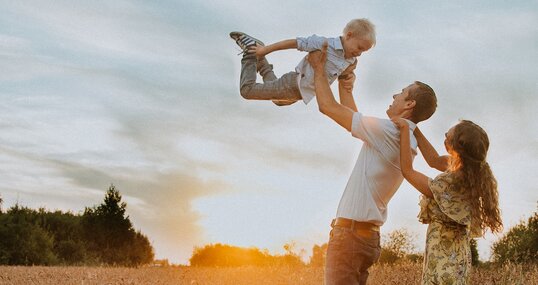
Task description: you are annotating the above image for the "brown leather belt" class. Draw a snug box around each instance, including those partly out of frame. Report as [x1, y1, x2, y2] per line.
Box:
[331, 217, 380, 232]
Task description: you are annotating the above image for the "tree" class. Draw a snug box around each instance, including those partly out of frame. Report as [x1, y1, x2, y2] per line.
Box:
[127, 231, 154, 266]
[0, 187, 153, 266]
[82, 184, 153, 266]
[0, 205, 58, 265]
[492, 207, 538, 264]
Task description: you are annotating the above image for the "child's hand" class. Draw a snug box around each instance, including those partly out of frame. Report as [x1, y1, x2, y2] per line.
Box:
[342, 60, 358, 74]
[248, 44, 268, 58]
[338, 58, 357, 92]
[391, 118, 409, 130]
[339, 72, 355, 92]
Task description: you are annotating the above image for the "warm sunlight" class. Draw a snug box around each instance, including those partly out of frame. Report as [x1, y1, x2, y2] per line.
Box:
[0, 1, 536, 284]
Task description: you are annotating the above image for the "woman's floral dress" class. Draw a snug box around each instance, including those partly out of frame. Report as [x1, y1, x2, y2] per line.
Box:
[418, 172, 481, 285]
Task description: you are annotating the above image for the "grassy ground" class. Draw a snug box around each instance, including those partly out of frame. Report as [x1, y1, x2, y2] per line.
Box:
[0, 262, 536, 285]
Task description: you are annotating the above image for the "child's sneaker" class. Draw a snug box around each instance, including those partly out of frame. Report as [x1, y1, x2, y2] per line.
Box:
[230, 31, 264, 55]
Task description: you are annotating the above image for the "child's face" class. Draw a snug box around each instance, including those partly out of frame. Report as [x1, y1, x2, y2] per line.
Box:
[343, 33, 373, 59]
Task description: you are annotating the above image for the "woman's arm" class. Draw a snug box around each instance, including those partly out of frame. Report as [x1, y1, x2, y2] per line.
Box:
[414, 127, 449, 171]
[392, 119, 433, 198]
[250, 39, 297, 58]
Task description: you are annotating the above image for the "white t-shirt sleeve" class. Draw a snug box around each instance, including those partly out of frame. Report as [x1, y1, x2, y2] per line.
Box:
[296, 34, 327, 52]
[351, 112, 392, 147]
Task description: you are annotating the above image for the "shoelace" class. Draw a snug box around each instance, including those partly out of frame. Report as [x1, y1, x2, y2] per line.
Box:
[236, 36, 257, 55]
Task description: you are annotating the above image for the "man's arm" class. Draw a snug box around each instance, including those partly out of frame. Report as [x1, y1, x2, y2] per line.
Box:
[308, 42, 354, 132]
[338, 72, 358, 112]
[414, 127, 449, 171]
[250, 39, 297, 58]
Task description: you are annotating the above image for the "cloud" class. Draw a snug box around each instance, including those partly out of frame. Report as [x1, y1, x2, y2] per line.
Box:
[0, 0, 536, 263]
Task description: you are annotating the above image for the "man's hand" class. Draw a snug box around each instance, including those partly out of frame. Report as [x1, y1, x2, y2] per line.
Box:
[307, 41, 328, 71]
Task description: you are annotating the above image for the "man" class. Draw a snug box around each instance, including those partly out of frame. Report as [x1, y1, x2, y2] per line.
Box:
[308, 42, 437, 285]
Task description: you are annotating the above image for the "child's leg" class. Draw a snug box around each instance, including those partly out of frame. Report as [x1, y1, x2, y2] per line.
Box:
[257, 57, 300, 106]
[240, 53, 302, 102]
[257, 57, 277, 82]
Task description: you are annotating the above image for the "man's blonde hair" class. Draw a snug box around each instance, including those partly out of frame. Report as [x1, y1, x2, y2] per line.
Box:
[343, 18, 376, 45]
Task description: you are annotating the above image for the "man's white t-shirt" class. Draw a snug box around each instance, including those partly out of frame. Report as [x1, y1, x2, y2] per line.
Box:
[335, 112, 418, 226]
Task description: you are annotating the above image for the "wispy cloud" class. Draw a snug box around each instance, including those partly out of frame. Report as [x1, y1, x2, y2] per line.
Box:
[0, 0, 536, 263]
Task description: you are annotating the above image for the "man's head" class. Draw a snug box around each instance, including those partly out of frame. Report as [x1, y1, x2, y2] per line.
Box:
[342, 18, 376, 59]
[386, 81, 437, 123]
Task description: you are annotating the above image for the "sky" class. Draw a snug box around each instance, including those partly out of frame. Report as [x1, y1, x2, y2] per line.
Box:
[0, 1, 536, 264]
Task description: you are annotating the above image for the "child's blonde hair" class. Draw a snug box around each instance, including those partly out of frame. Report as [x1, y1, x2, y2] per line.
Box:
[343, 18, 376, 46]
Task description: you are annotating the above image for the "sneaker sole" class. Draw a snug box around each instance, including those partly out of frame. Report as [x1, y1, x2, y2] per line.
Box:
[229, 31, 265, 46]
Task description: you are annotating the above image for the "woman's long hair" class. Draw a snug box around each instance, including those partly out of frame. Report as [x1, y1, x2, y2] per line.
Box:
[447, 120, 503, 234]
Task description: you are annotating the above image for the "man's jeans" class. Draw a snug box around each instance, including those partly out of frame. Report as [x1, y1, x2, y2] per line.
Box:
[325, 226, 381, 285]
[239, 53, 302, 104]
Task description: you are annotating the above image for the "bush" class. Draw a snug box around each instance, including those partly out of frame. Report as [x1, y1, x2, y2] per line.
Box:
[189, 243, 304, 267]
[309, 243, 327, 267]
[492, 207, 538, 264]
[379, 228, 418, 264]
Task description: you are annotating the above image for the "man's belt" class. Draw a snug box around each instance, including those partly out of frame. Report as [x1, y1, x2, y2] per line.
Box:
[331, 217, 380, 232]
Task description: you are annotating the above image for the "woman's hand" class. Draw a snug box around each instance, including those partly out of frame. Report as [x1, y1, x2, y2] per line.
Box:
[391, 118, 409, 130]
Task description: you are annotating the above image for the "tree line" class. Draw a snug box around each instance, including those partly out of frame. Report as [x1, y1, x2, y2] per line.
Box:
[1, 185, 535, 267]
[0, 185, 154, 266]
[190, 206, 538, 267]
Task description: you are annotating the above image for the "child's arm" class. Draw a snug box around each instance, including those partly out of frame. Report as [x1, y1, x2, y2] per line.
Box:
[414, 127, 449, 171]
[249, 39, 297, 58]
[392, 118, 433, 198]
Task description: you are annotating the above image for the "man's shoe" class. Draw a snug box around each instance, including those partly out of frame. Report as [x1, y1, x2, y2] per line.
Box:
[230, 31, 264, 55]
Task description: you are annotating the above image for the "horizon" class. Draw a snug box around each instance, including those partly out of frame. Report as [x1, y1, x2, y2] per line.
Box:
[0, 1, 536, 264]
[0, 192, 535, 265]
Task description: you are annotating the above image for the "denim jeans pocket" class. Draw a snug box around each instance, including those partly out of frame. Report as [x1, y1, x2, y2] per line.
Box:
[328, 227, 352, 251]
[352, 231, 380, 249]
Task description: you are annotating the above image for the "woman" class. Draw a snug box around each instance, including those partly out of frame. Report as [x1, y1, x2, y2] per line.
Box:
[392, 119, 502, 284]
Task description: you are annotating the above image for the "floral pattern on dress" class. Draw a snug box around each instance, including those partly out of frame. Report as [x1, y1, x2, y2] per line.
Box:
[418, 172, 481, 285]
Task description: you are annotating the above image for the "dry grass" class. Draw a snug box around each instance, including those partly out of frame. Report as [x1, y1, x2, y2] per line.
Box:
[0, 262, 536, 285]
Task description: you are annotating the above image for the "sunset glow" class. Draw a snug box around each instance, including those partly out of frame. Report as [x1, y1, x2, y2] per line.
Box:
[0, 1, 536, 265]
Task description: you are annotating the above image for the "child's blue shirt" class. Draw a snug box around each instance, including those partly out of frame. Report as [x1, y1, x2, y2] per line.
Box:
[295, 34, 357, 104]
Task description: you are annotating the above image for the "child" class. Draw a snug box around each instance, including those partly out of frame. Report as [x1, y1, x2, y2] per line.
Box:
[230, 18, 375, 106]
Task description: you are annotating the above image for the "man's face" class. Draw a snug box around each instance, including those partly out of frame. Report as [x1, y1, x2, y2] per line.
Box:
[386, 83, 417, 119]
[343, 33, 373, 59]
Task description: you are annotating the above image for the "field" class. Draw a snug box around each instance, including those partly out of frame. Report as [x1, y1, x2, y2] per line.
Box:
[1, 263, 537, 285]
